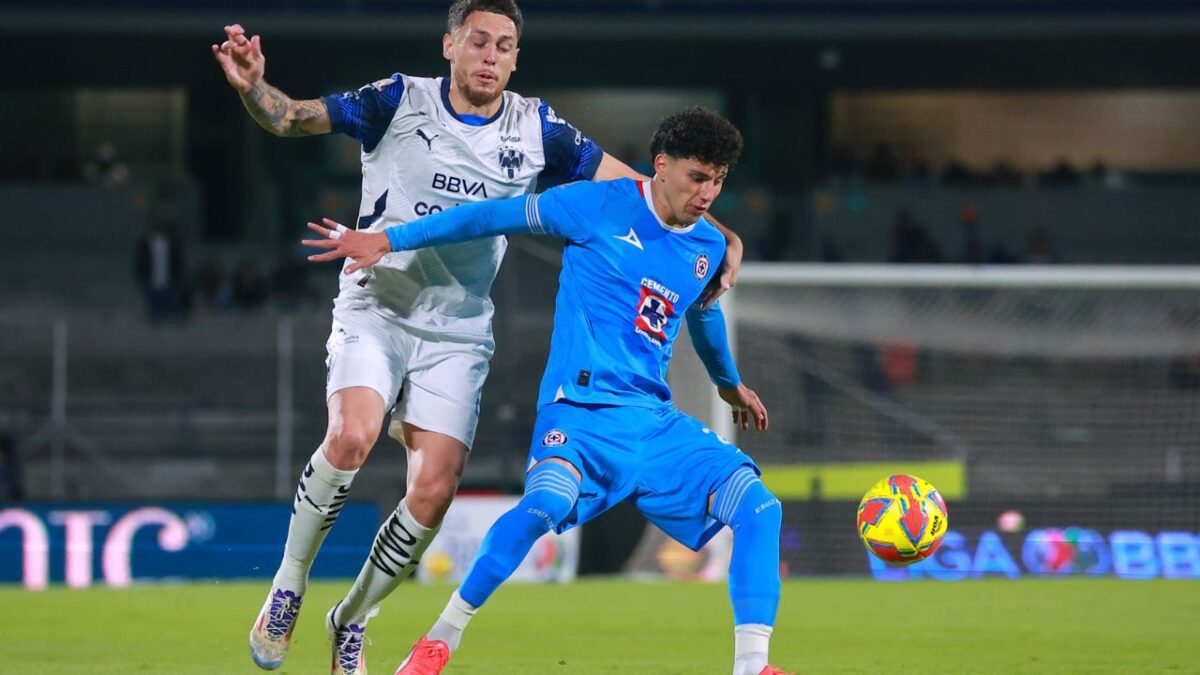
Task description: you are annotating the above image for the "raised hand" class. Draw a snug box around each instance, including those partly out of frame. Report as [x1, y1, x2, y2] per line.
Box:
[303, 218, 393, 274]
[717, 384, 769, 432]
[211, 24, 265, 94]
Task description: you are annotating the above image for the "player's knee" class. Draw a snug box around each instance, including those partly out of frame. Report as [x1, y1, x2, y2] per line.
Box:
[519, 462, 580, 530]
[323, 424, 379, 469]
[405, 474, 459, 526]
[750, 487, 783, 534]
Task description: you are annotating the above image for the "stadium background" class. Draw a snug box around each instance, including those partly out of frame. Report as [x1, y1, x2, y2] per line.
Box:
[2, 0, 1199, 639]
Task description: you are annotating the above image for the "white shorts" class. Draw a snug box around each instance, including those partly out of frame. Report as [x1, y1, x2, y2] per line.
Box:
[325, 309, 493, 449]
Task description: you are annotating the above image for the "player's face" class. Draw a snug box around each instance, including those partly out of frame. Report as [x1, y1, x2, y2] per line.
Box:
[653, 155, 728, 226]
[443, 11, 520, 107]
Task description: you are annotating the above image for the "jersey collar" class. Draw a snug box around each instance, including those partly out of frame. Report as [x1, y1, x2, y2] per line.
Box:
[440, 77, 505, 127]
[638, 180, 696, 234]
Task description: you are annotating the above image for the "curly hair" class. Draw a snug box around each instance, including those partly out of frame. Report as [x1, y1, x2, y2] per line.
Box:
[448, 0, 524, 38]
[649, 106, 743, 170]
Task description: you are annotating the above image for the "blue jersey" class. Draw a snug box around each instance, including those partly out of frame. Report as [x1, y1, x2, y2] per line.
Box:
[385, 178, 741, 409]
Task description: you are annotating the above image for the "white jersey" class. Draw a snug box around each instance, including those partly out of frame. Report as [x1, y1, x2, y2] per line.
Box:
[321, 74, 603, 341]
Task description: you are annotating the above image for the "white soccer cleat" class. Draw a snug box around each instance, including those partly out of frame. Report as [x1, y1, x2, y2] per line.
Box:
[327, 601, 379, 675]
[249, 587, 303, 670]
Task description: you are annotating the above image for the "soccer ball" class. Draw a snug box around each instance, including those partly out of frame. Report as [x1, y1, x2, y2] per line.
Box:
[856, 474, 948, 565]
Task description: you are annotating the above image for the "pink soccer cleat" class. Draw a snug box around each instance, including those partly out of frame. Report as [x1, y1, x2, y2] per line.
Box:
[759, 667, 795, 675]
[393, 635, 451, 674]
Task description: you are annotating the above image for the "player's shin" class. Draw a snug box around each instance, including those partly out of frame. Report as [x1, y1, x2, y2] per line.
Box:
[431, 462, 580, 651]
[335, 499, 439, 626]
[712, 467, 782, 675]
[274, 446, 358, 593]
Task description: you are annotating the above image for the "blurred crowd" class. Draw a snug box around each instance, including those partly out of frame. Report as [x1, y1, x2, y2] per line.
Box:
[825, 142, 1127, 190]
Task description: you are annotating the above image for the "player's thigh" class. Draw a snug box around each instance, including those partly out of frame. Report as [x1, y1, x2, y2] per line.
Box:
[393, 338, 492, 449]
[526, 402, 639, 533]
[325, 310, 408, 417]
[634, 408, 759, 551]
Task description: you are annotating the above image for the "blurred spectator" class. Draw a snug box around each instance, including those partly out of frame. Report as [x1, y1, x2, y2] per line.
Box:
[984, 160, 1023, 188]
[134, 212, 187, 322]
[193, 255, 230, 312]
[1039, 158, 1079, 188]
[901, 149, 933, 188]
[231, 258, 269, 310]
[941, 158, 975, 187]
[864, 143, 899, 182]
[83, 141, 131, 187]
[957, 204, 984, 264]
[272, 254, 317, 311]
[824, 144, 861, 184]
[1022, 228, 1058, 264]
[1088, 159, 1126, 190]
[889, 208, 943, 263]
[0, 432, 24, 502]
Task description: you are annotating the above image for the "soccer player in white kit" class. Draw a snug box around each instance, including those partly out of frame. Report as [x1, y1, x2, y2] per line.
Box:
[212, 2, 744, 673]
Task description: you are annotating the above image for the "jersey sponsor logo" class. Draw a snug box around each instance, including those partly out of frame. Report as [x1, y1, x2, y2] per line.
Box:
[415, 128, 439, 151]
[613, 227, 643, 250]
[639, 277, 680, 304]
[542, 429, 569, 447]
[431, 173, 488, 198]
[634, 283, 675, 346]
[498, 148, 525, 179]
[695, 253, 710, 280]
[414, 201, 446, 216]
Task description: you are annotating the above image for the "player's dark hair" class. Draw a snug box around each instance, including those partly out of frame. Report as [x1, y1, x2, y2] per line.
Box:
[649, 106, 743, 170]
[448, 0, 524, 38]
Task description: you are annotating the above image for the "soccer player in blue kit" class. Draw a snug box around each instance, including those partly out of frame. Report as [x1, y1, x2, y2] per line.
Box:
[305, 106, 791, 675]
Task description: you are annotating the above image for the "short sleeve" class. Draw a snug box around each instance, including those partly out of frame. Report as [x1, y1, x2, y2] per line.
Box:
[536, 101, 604, 189]
[321, 74, 406, 153]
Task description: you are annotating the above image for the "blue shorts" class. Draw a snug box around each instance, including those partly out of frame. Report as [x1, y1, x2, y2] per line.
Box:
[528, 401, 759, 551]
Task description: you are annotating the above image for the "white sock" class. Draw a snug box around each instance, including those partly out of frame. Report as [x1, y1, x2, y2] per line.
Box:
[272, 446, 357, 594]
[427, 590, 478, 652]
[733, 623, 772, 675]
[335, 499, 439, 626]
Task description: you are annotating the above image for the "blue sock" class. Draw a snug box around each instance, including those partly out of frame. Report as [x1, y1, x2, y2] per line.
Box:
[457, 462, 580, 608]
[712, 466, 782, 626]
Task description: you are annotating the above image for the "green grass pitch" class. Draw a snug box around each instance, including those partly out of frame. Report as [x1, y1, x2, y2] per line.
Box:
[1, 578, 1197, 673]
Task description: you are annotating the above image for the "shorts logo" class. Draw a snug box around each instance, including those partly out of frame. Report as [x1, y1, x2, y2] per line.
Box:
[695, 253, 710, 280]
[542, 429, 568, 447]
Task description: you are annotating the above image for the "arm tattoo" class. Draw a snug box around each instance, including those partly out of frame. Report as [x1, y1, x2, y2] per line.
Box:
[240, 81, 326, 136]
[286, 99, 329, 137]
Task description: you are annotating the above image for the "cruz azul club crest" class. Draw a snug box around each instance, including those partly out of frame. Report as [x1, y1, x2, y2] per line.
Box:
[694, 253, 710, 280]
[541, 429, 568, 447]
[498, 148, 525, 179]
[634, 278, 679, 346]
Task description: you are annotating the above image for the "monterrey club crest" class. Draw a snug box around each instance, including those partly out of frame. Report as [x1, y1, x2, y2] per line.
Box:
[695, 253, 710, 280]
[542, 429, 568, 447]
[498, 147, 525, 179]
[634, 286, 674, 346]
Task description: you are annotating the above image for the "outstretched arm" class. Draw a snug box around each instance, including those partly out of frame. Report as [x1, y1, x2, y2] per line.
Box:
[303, 192, 576, 273]
[594, 152, 742, 309]
[211, 24, 331, 137]
[686, 303, 768, 432]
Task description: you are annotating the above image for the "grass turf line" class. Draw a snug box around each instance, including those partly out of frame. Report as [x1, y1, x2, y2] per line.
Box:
[0, 578, 1197, 673]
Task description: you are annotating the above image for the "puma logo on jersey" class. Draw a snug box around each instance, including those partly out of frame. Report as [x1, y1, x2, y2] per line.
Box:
[415, 128, 438, 151]
[613, 227, 643, 250]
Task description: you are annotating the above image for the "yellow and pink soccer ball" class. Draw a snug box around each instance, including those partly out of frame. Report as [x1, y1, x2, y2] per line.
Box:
[857, 474, 948, 565]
